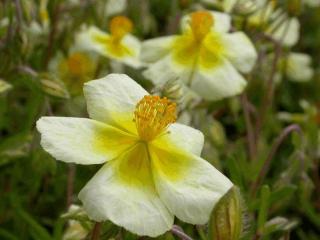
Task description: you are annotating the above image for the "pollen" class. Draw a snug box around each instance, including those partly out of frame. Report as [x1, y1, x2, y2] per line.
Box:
[134, 95, 177, 141]
[190, 11, 214, 42]
[109, 16, 133, 42]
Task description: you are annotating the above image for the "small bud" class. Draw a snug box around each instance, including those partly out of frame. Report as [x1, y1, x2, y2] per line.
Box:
[39, 73, 70, 99]
[0, 79, 12, 94]
[208, 186, 244, 240]
[61, 205, 91, 240]
[157, 78, 185, 107]
[263, 217, 299, 235]
[209, 119, 226, 147]
[233, 0, 259, 16]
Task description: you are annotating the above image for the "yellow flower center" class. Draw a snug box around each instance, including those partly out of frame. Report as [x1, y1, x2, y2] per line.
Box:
[109, 16, 133, 42]
[66, 52, 92, 77]
[134, 95, 177, 141]
[190, 11, 214, 42]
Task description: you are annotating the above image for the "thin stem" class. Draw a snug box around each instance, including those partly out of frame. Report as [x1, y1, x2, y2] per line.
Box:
[66, 163, 76, 208]
[241, 94, 256, 161]
[44, 3, 60, 69]
[91, 222, 102, 240]
[171, 225, 194, 240]
[196, 225, 207, 240]
[255, 41, 282, 141]
[251, 124, 302, 196]
[14, 0, 23, 31]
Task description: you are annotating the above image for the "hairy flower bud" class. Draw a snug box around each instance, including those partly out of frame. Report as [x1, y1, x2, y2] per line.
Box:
[155, 78, 185, 107]
[208, 186, 244, 240]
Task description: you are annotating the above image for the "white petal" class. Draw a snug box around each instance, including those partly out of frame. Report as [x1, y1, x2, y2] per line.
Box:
[191, 59, 247, 100]
[150, 146, 233, 224]
[221, 32, 257, 73]
[304, 0, 320, 7]
[269, 17, 300, 47]
[105, 0, 127, 16]
[76, 27, 142, 67]
[142, 55, 183, 86]
[37, 117, 136, 165]
[84, 74, 148, 133]
[286, 53, 314, 82]
[75, 26, 109, 54]
[79, 143, 173, 237]
[152, 123, 204, 156]
[180, 11, 231, 33]
[141, 36, 176, 63]
[118, 34, 143, 68]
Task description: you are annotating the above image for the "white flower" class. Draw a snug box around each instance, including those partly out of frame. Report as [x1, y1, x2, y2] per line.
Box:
[246, 0, 300, 47]
[141, 10, 257, 101]
[48, 47, 98, 95]
[303, 0, 320, 7]
[285, 53, 314, 82]
[37, 73, 233, 237]
[75, 16, 142, 68]
[105, 0, 127, 16]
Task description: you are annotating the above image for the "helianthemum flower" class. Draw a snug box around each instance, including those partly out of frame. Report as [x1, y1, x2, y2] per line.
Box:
[283, 53, 314, 82]
[245, 0, 300, 47]
[267, 52, 314, 83]
[76, 16, 142, 68]
[141, 10, 257, 101]
[49, 48, 97, 95]
[37, 74, 233, 237]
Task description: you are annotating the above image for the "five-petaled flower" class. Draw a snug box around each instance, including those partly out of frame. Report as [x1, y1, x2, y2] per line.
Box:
[48, 49, 97, 95]
[76, 16, 142, 68]
[37, 74, 233, 237]
[141, 10, 257, 101]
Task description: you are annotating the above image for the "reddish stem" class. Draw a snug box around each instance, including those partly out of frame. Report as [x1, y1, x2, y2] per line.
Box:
[251, 124, 302, 196]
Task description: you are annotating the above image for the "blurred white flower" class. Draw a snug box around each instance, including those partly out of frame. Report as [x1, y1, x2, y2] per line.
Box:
[39, 0, 50, 30]
[62, 205, 89, 240]
[75, 16, 142, 68]
[303, 0, 320, 7]
[105, 0, 127, 16]
[285, 53, 314, 82]
[141, 10, 257, 101]
[246, 0, 300, 47]
[267, 52, 313, 84]
[49, 46, 98, 95]
[202, 0, 257, 14]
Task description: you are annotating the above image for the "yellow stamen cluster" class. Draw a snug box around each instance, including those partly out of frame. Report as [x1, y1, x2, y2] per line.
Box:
[190, 11, 214, 42]
[109, 16, 133, 42]
[67, 52, 91, 77]
[134, 95, 177, 141]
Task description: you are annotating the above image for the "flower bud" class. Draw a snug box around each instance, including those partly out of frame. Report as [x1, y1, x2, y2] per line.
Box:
[233, 0, 259, 16]
[0, 79, 12, 94]
[40, 73, 70, 99]
[209, 119, 226, 147]
[208, 186, 244, 240]
[159, 78, 185, 107]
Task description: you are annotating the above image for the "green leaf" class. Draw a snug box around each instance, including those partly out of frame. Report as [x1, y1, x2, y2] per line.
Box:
[15, 208, 52, 240]
[0, 229, 19, 240]
[257, 185, 270, 232]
